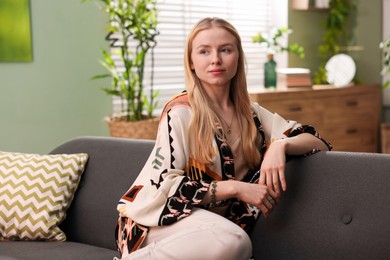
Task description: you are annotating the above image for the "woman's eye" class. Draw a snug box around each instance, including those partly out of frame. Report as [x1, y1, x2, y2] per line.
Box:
[221, 48, 231, 53]
[199, 49, 209, 55]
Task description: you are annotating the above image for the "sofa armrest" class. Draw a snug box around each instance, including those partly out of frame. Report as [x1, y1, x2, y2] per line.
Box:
[251, 151, 390, 259]
[50, 136, 154, 250]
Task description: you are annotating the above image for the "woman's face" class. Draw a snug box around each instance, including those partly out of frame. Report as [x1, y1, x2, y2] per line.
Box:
[190, 27, 239, 91]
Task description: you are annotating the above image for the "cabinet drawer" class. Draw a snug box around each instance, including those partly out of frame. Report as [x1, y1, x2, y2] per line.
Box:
[323, 122, 376, 151]
[325, 94, 377, 121]
[260, 99, 323, 126]
[250, 84, 381, 152]
[334, 143, 377, 153]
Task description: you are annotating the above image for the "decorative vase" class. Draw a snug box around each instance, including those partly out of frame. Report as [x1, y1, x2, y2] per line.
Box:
[105, 117, 160, 140]
[264, 53, 277, 89]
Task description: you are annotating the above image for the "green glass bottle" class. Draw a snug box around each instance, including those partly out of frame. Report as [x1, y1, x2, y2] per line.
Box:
[264, 53, 277, 89]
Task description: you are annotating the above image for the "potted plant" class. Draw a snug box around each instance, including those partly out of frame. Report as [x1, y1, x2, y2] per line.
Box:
[380, 36, 390, 153]
[313, 0, 353, 84]
[84, 0, 160, 139]
[380, 37, 390, 89]
[252, 27, 305, 88]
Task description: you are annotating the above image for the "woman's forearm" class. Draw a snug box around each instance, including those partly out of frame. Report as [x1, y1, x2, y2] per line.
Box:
[282, 133, 330, 155]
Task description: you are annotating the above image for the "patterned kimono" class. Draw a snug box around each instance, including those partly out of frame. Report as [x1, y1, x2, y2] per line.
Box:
[115, 92, 332, 256]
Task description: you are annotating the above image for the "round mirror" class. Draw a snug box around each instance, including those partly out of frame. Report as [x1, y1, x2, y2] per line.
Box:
[325, 54, 356, 87]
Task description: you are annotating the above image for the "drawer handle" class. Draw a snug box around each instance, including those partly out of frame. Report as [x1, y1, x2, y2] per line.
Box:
[346, 100, 358, 107]
[346, 128, 358, 134]
[288, 105, 302, 112]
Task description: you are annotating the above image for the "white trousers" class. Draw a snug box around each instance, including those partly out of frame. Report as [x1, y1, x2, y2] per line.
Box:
[120, 207, 252, 260]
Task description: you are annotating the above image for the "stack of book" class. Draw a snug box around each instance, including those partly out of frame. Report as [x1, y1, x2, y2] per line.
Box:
[276, 68, 312, 88]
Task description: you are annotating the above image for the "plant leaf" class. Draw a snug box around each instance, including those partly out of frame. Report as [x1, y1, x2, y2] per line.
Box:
[384, 80, 390, 89]
[91, 74, 111, 80]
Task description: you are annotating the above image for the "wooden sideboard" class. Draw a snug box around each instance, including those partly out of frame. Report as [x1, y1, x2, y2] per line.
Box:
[249, 84, 382, 153]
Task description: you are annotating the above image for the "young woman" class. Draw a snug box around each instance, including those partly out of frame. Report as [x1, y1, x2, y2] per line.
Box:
[115, 17, 332, 260]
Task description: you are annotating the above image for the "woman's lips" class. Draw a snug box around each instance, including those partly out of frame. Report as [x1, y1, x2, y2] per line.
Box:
[209, 69, 225, 75]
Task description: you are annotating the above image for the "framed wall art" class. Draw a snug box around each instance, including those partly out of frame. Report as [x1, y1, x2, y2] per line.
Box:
[0, 0, 32, 62]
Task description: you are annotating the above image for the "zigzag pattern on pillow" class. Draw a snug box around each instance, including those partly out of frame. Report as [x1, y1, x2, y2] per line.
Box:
[0, 151, 88, 241]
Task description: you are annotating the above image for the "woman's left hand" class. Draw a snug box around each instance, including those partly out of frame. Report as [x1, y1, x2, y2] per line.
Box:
[259, 139, 287, 199]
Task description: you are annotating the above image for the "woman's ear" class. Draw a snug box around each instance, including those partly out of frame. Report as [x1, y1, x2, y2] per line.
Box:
[190, 62, 194, 70]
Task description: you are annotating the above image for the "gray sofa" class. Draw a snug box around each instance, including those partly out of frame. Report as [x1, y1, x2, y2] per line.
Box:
[1, 136, 390, 259]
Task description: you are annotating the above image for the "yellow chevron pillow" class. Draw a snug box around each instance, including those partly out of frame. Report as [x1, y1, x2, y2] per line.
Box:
[0, 151, 88, 241]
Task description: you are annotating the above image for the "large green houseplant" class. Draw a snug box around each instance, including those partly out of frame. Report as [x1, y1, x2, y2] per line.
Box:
[85, 0, 160, 139]
[380, 36, 390, 153]
[314, 0, 353, 84]
[380, 37, 390, 89]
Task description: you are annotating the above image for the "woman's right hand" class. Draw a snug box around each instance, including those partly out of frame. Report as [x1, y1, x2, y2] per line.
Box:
[205, 180, 278, 218]
[234, 181, 278, 218]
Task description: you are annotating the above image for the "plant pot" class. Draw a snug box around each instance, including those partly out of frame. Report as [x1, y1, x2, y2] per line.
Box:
[105, 117, 160, 140]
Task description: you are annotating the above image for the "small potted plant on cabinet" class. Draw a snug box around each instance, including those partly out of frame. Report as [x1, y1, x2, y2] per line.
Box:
[84, 0, 160, 139]
[252, 27, 305, 88]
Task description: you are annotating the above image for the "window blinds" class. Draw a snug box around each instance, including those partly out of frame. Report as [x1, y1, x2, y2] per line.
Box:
[112, 0, 287, 115]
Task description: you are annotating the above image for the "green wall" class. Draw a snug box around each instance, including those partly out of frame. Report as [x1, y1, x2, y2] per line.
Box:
[288, 0, 383, 84]
[0, 0, 111, 154]
[0, 0, 385, 154]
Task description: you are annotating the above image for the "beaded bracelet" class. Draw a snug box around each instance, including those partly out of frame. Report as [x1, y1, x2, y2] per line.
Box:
[210, 180, 217, 207]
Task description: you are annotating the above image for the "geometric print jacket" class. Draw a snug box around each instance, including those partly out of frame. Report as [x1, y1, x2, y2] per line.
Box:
[115, 92, 332, 256]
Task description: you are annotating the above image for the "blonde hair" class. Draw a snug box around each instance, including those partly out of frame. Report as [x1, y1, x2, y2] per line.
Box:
[184, 17, 260, 168]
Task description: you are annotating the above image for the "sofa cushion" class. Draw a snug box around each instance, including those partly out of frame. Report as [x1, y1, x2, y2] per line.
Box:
[0, 241, 119, 260]
[50, 136, 155, 250]
[0, 151, 88, 241]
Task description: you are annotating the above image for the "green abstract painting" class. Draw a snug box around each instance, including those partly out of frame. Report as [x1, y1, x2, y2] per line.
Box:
[0, 0, 32, 62]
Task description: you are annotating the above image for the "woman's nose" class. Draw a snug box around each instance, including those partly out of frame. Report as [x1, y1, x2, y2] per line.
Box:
[211, 52, 221, 65]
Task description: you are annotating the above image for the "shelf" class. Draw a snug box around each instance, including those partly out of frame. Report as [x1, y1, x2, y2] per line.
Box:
[293, 7, 329, 11]
[291, 0, 329, 11]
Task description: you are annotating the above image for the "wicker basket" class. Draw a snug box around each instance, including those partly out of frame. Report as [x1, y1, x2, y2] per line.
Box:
[105, 117, 159, 140]
[381, 123, 390, 154]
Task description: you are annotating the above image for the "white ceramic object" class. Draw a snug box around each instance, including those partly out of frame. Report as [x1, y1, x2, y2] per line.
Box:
[314, 0, 330, 8]
[325, 54, 356, 87]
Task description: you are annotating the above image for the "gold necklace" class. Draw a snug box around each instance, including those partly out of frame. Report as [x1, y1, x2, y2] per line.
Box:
[219, 113, 234, 135]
